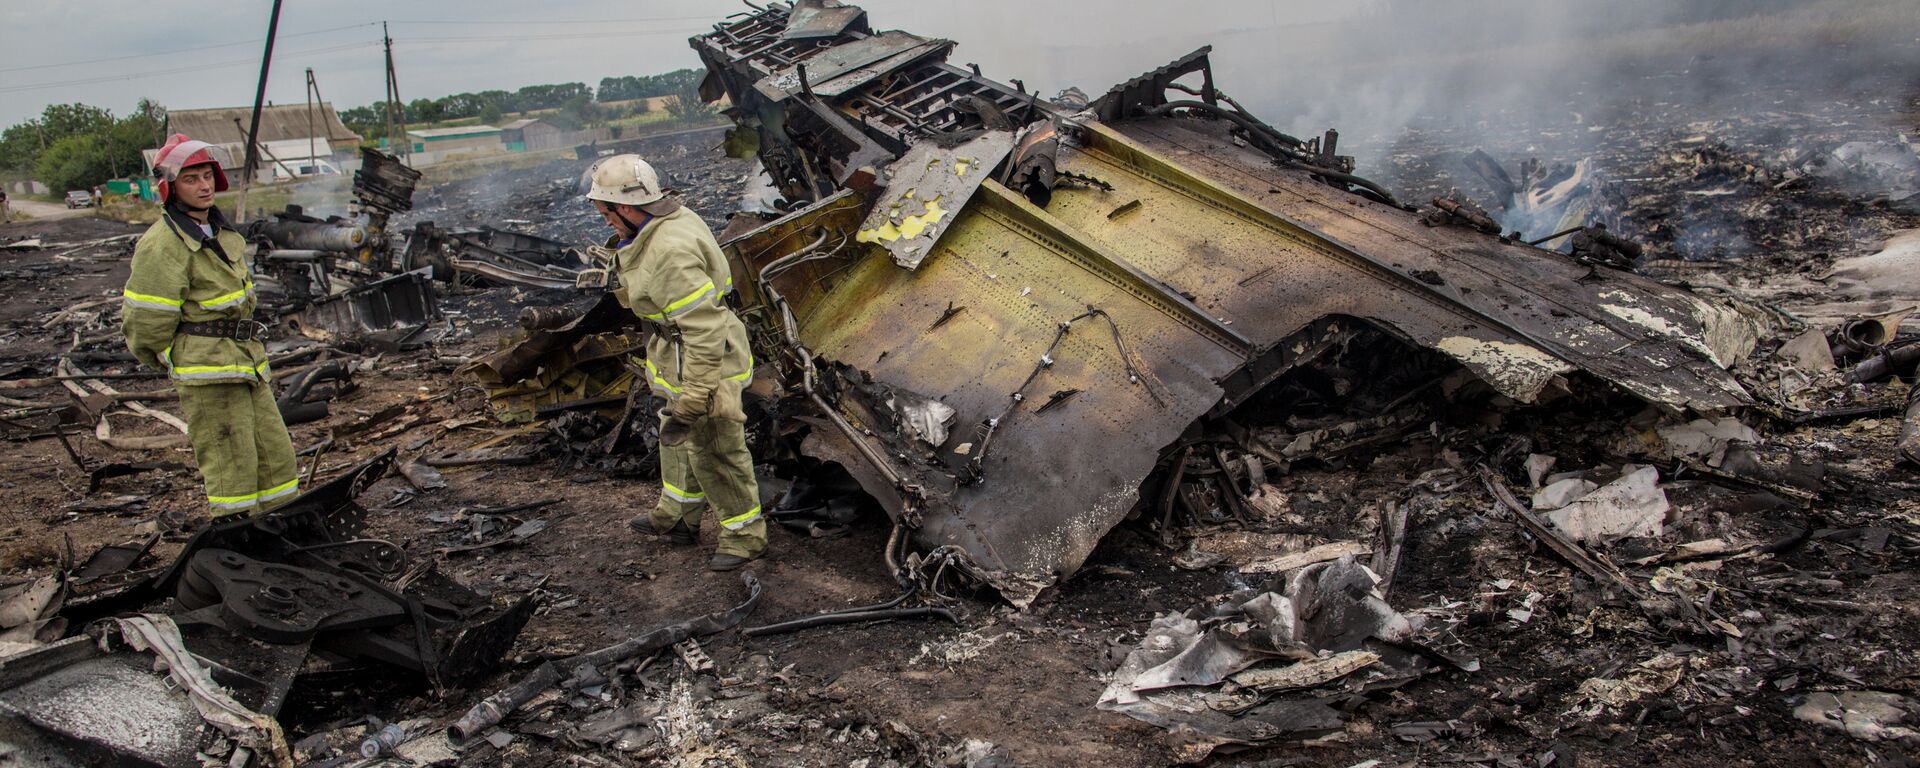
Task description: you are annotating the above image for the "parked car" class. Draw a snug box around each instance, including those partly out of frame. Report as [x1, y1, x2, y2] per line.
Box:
[64, 190, 93, 208]
[270, 159, 342, 182]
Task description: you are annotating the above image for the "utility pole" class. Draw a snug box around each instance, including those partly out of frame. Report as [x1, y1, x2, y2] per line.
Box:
[305, 68, 318, 171]
[382, 22, 410, 165]
[236, 0, 285, 223]
[381, 24, 395, 155]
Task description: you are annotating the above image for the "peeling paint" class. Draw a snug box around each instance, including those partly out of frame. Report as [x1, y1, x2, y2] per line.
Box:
[1436, 336, 1574, 401]
[1605, 300, 1750, 368]
[856, 195, 948, 244]
[1603, 303, 1686, 338]
[1689, 298, 1761, 368]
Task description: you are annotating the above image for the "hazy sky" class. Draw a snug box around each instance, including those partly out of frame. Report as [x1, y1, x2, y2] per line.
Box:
[0, 0, 1344, 128]
[4, 0, 1912, 175]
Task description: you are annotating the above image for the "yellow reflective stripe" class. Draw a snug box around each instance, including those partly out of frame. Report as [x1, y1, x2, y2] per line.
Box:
[721, 506, 762, 530]
[727, 354, 755, 383]
[641, 280, 716, 321]
[646, 358, 682, 394]
[207, 477, 300, 510]
[207, 491, 260, 506]
[173, 363, 260, 375]
[170, 357, 269, 380]
[123, 289, 183, 307]
[662, 481, 705, 504]
[198, 284, 250, 309]
[255, 478, 299, 503]
[123, 288, 184, 312]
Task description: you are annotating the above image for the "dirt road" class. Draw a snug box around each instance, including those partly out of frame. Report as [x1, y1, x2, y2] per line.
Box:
[4, 197, 92, 222]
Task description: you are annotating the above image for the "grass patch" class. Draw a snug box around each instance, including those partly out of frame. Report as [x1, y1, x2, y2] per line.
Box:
[95, 199, 159, 225]
[216, 186, 295, 220]
[418, 146, 579, 184]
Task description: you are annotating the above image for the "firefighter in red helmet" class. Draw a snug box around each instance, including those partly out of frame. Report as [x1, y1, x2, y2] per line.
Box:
[121, 134, 299, 518]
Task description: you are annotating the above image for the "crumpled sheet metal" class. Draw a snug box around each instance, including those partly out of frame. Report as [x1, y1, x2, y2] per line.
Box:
[857, 130, 1016, 269]
[782, 0, 866, 40]
[463, 294, 643, 424]
[286, 268, 440, 347]
[779, 181, 1243, 604]
[755, 30, 950, 102]
[108, 614, 294, 768]
[759, 119, 1753, 604]
[1063, 119, 1754, 411]
[1097, 559, 1425, 762]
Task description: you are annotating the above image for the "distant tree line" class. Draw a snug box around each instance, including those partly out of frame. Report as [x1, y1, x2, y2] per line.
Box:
[0, 100, 166, 194]
[0, 68, 719, 190]
[596, 69, 703, 102]
[339, 69, 709, 142]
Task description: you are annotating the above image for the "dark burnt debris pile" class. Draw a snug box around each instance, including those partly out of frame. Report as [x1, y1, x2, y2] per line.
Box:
[2, 2, 1920, 766]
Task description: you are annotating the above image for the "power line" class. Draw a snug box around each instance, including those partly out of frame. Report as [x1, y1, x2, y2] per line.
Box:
[0, 21, 718, 98]
[399, 26, 712, 43]
[385, 15, 720, 25]
[0, 22, 380, 75]
[0, 42, 379, 95]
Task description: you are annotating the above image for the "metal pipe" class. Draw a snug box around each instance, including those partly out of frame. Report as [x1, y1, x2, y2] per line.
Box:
[756, 233, 906, 490]
[1525, 225, 1585, 247]
[1902, 385, 1920, 466]
[1840, 316, 1902, 353]
[256, 220, 368, 252]
[1846, 342, 1920, 383]
[448, 573, 761, 745]
[742, 606, 955, 637]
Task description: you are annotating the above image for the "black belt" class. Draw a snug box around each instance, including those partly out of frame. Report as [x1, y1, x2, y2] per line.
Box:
[177, 319, 272, 341]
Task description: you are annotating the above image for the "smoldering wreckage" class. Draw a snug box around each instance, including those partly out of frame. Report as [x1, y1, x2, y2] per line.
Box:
[2, 3, 1918, 766]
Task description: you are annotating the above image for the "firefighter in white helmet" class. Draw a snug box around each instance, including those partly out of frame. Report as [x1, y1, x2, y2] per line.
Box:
[587, 154, 765, 570]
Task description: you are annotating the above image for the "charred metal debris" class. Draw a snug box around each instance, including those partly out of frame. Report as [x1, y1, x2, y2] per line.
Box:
[0, 450, 532, 766]
[245, 147, 594, 350]
[684, 1, 1762, 607]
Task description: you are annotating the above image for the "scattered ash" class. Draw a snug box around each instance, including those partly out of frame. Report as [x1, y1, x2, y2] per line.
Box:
[399, 126, 751, 246]
[1369, 49, 1920, 273]
[0, 39, 1917, 768]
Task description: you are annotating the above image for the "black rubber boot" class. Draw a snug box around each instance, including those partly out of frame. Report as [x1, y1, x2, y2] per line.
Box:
[629, 517, 696, 546]
[708, 552, 759, 571]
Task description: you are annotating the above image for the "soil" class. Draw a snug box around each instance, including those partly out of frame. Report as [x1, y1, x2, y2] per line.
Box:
[2, 48, 1918, 768]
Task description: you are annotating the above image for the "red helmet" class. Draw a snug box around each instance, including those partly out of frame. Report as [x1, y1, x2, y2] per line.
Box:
[153, 133, 232, 202]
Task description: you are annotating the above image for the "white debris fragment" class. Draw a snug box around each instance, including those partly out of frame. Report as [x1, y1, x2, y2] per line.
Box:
[1569, 653, 1686, 716]
[1825, 229, 1920, 302]
[1240, 541, 1371, 574]
[1793, 691, 1920, 742]
[1655, 417, 1760, 466]
[1525, 454, 1558, 489]
[1531, 477, 1598, 511]
[1544, 466, 1669, 543]
[1775, 328, 1837, 375]
[1507, 592, 1545, 623]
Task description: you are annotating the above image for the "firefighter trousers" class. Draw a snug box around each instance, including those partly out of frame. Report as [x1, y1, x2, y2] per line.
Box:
[649, 413, 766, 558]
[177, 381, 299, 518]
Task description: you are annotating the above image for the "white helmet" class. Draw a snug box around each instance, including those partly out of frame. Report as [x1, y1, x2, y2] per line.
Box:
[586, 153, 665, 206]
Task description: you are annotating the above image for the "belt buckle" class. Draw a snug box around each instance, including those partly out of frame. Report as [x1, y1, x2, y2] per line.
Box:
[236, 320, 268, 341]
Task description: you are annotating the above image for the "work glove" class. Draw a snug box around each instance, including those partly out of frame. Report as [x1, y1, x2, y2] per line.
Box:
[659, 392, 708, 448]
[658, 408, 693, 447]
[668, 388, 710, 423]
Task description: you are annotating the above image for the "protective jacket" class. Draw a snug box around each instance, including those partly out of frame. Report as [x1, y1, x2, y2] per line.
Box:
[614, 204, 752, 419]
[121, 205, 269, 384]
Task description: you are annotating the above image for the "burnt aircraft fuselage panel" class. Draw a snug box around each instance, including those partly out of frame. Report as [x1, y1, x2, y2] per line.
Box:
[697, 2, 1753, 604]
